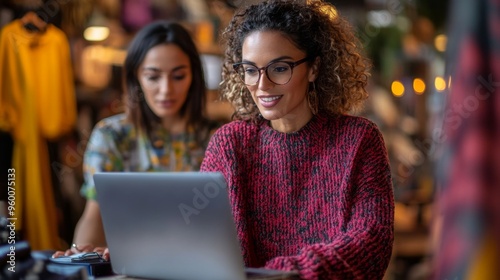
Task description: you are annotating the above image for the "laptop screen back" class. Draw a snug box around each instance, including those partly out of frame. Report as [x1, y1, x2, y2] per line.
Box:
[94, 172, 247, 280]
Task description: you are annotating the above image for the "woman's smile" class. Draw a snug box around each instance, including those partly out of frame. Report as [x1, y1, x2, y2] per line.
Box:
[258, 95, 283, 108]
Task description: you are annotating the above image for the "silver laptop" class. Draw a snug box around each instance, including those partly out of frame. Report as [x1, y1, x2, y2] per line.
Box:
[94, 172, 298, 280]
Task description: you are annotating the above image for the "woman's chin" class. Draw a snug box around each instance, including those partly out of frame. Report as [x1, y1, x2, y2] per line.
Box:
[152, 109, 180, 119]
[260, 112, 282, 121]
[258, 108, 285, 121]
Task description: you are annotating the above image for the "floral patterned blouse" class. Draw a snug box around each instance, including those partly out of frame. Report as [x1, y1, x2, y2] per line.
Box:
[81, 114, 216, 199]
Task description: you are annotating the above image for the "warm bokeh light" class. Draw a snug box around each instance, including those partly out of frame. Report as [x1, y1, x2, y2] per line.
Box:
[435, 76, 447, 91]
[83, 26, 110, 42]
[391, 80, 405, 97]
[413, 78, 426, 94]
[448, 75, 452, 89]
[434, 34, 447, 52]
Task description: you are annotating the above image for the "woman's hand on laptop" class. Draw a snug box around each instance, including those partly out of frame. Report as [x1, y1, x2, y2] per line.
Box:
[93, 247, 110, 261]
[51, 245, 110, 261]
[51, 243, 95, 258]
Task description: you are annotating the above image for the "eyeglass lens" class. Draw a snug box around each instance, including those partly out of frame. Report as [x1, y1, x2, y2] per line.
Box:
[236, 61, 294, 85]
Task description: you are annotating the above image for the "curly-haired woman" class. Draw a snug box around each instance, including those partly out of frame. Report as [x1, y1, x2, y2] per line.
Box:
[201, 0, 394, 279]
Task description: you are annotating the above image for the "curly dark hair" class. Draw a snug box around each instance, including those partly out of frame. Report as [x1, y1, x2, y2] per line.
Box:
[220, 0, 370, 121]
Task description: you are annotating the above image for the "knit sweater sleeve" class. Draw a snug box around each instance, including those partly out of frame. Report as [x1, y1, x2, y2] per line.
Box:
[264, 123, 394, 280]
[200, 126, 232, 180]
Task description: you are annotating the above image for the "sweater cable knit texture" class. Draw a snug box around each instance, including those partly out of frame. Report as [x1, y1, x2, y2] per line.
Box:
[201, 114, 394, 280]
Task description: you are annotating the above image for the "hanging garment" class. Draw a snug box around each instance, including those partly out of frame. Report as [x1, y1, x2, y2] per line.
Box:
[0, 19, 77, 250]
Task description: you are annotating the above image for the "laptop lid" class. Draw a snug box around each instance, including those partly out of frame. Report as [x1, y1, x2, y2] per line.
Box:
[94, 172, 247, 280]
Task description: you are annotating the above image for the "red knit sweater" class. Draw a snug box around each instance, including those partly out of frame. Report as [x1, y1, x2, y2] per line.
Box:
[201, 114, 394, 280]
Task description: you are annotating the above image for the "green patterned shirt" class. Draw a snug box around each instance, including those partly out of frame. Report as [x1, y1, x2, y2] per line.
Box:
[81, 114, 214, 199]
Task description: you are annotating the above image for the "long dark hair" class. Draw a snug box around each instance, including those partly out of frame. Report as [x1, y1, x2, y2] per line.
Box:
[124, 20, 210, 141]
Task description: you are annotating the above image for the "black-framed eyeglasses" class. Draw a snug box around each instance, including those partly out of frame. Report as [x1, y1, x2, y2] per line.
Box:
[233, 57, 310, 86]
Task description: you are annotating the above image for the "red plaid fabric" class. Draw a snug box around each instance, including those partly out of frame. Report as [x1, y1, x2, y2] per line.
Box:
[433, 0, 500, 278]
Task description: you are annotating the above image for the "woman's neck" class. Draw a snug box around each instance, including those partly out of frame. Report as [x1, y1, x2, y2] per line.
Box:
[270, 111, 313, 133]
[162, 116, 188, 134]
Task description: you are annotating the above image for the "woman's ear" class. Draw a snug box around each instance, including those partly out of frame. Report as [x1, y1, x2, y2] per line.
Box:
[308, 57, 320, 82]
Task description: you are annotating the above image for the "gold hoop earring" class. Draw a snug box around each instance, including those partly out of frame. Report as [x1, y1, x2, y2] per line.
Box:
[308, 82, 318, 115]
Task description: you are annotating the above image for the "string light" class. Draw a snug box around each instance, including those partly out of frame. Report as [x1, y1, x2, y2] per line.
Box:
[391, 80, 405, 97]
[413, 78, 426, 95]
[435, 76, 447, 91]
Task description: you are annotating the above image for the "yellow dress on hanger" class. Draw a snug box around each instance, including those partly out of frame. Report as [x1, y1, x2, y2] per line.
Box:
[0, 20, 77, 250]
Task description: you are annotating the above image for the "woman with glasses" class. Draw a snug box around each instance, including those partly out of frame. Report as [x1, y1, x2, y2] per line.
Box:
[53, 20, 218, 257]
[201, 0, 394, 279]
